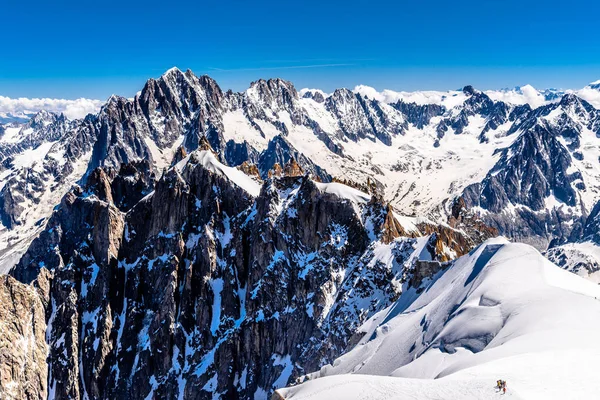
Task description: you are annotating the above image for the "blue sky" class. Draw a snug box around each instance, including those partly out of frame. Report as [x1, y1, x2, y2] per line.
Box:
[1, 0, 599, 99]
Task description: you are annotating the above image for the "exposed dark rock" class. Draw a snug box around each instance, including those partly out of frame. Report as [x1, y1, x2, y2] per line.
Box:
[7, 153, 467, 399]
[0, 274, 48, 400]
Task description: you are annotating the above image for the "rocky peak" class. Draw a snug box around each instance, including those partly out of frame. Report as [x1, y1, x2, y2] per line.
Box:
[100, 94, 130, 114]
[250, 78, 298, 99]
[196, 74, 225, 105]
[198, 134, 215, 153]
[460, 102, 589, 249]
[558, 93, 598, 123]
[560, 92, 583, 107]
[161, 66, 184, 78]
[462, 85, 477, 96]
[326, 88, 357, 113]
[283, 157, 304, 177]
[268, 162, 283, 178]
[28, 109, 58, 128]
[445, 88, 500, 136]
[247, 78, 298, 112]
[392, 101, 445, 129]
[325, 88, 404, 144]
[85, 167, 114, 203]
[258, 135, 331, 182]
[139, 68, 224, 130]
[302, 90, 326, 103]
[237, 161, 262, 180]
[380, 204, 409, 244]
[171, 145, 188, 166]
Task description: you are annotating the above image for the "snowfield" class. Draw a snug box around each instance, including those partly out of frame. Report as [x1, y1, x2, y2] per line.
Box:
[276, 238, 600, 400]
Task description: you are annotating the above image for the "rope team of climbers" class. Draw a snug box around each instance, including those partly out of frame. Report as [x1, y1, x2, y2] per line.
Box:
[496, 379, 507, 394]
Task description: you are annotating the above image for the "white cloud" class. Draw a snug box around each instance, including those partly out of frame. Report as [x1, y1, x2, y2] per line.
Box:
[353, 85, 410, 103]
[485, 84, 547, 108]
[353, 83, 600, 110]
[0, 96, 104, 120]
[353, 85, 468, 108]
[353, 85, 386, 102]
[572, 87, 600, 109]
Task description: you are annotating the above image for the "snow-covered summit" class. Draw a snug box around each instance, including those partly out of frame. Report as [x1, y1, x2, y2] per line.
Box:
[588, 79, 600, 88]
[177, 150, 262, 197]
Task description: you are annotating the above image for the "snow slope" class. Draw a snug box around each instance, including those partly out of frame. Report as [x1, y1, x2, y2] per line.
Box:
[264, 98, 517, 216]
[177, 150, 262, 197]
[0, 147, 93, 274]
[277, 238, 600, 399]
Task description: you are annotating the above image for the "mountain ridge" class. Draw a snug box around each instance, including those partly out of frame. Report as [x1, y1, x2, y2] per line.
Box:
[2, 68, 600, 272]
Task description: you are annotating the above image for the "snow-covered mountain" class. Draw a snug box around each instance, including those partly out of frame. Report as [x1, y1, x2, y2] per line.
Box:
[1, 69, 600, 399]
[276, 239, 600, 399]
[2, 69, 600, 274]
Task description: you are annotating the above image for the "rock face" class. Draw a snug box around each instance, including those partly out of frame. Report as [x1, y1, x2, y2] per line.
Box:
[6, 149, 488, 400]
[0, 274, 49, 400]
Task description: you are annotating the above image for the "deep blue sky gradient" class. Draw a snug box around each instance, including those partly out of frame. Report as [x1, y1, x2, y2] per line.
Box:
[1, 0, 599, 99]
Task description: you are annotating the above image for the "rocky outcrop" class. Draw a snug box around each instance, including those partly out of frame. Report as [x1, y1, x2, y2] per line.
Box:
[380, 204, 409, 244]
[0, 274, 48, 400]
[409, 258, 448, 290]
[282, 158, 304, 177]
[447, 197, 499, 245]
[258, 135, 331, 182]
[413, 200, 498, 262]
[237, 161, 262, 181]
[391, 101, 444, 129]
